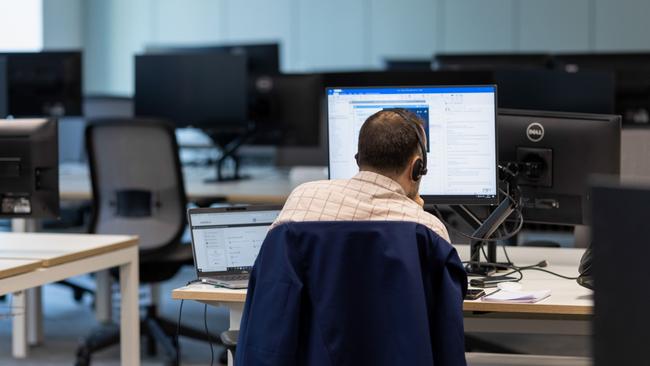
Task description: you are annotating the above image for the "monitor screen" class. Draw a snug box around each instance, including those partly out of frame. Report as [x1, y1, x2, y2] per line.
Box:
[327, 85, 498, 205]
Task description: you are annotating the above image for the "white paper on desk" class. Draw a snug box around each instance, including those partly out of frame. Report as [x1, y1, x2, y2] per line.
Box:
[482, 289, 551, 303]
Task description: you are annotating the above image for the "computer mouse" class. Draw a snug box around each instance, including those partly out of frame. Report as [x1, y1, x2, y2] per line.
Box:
[497, 281, 523, 292]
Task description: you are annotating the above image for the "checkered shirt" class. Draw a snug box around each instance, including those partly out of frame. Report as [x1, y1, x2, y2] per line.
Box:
[272, 171, 450, 242]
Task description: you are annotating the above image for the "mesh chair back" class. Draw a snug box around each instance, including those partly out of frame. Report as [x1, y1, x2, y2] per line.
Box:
[86, 119, 186, 255]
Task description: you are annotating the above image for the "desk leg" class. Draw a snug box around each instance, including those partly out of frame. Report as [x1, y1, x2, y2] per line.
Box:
[95, 270, 112, 323]
[11, 291, 27, 358]
[227, 303, 244, 366]
[119, 249, 140, 366]
[26, 287, 43, 346]
[11, 219, 41, 354]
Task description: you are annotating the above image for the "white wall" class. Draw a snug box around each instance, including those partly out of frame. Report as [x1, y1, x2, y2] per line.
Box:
[78, 0, 650, 96]
[0, 0, 43, 51]
[42, 0, 83, 50]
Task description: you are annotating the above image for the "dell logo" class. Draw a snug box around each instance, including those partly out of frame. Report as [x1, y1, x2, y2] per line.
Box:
[526, 123, 545, 142]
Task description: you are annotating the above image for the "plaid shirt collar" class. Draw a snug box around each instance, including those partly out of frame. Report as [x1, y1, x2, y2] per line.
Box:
[353, 171, 407, 196]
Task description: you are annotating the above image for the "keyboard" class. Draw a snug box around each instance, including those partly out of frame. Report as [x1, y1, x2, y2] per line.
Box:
[217, 274, 249, 281]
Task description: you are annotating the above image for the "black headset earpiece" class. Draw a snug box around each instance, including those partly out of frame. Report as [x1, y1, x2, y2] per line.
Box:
[386, 108, 428, 181]
[412, 158, 424, 181]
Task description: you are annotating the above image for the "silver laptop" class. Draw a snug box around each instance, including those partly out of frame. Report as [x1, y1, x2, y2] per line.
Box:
[188, 205, 281, 289]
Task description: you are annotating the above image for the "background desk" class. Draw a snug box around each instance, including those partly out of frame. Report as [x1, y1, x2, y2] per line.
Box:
[0, 233, 140, 365]
[172, 245, 589, 364]
[59, 163, 308, 204]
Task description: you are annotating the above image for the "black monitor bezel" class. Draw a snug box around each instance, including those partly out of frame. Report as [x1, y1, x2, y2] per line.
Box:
[325, 84, 499, 206]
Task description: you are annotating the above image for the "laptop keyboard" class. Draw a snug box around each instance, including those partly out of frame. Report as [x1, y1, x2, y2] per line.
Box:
[219, 274, 249, 281]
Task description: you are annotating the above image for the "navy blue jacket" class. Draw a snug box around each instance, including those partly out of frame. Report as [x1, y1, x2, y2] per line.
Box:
[235, 221, 468, 366]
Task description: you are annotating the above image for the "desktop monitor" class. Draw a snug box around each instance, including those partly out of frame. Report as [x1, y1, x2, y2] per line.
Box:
[134, 53, 248, 130]
[0, 51, 82, 117]
[498, 109, 621, 225]
[494, 69, 616, 115]
[327, 85, 498, 205]
[552, 53, 650, 125]
[552, 52, 650, 82]
[145, 42, 280, 75]
[433, 53, 552, 71]
[384, 59, 433, 71]
[252, 73, 323, 146]
[0, 118, 59, 218]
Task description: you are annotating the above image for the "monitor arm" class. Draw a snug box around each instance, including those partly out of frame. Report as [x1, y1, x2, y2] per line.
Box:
[451, 163, 522, 276]
[204, 127, 257, 182]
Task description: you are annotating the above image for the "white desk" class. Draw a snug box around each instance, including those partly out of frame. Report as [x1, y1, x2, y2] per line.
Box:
[0, 233, 140, 365]
[172, 245, 589, 364]
[459, 245, 591, 337]
[60, 163, 297, 204]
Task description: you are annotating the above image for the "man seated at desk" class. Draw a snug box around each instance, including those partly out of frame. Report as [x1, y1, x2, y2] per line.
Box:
[272, 108, 449, 241]
[237, 109, 466, 366]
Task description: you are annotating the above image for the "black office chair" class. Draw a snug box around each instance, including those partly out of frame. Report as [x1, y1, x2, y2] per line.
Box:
[75, 119, 222, 366]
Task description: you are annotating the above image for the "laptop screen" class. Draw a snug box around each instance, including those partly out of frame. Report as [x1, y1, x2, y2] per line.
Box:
[188, 207, 281, 275]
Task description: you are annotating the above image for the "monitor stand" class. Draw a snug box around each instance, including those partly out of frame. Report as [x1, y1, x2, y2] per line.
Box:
[204, 128, 256, 182]
[451, 165, 521, 276]
[452, 199, 516, 276]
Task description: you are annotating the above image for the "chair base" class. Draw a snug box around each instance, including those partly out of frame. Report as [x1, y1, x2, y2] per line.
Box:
[57, 280, 94, 303]
[75, 307, 224, 366]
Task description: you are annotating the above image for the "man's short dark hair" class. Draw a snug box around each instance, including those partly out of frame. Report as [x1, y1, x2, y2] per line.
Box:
[357, 109, 424, 175]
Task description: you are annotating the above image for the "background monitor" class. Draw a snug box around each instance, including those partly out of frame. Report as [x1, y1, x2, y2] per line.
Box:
[327, 85, 498, 205]
[134, 53, 248, 130]
[384, 59, 432, 71]
[0, 118, 59, 218]
[498, 109, 621, 225]
[553, 52, 650, 125]
[0, 51, 82, 117]
[433, 53, 552, 71]
[251, 73, 323, 146]
[145, 42, 280, 75]
[494, 69, 616, 115]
